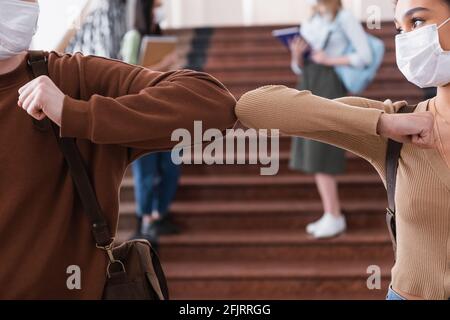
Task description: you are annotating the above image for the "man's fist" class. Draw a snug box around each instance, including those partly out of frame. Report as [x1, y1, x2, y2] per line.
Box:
[377, 112, 436, 149]
[18, 75, 65, 126]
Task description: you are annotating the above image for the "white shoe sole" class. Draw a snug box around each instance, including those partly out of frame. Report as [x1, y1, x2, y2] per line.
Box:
[313, 227, 347, 239]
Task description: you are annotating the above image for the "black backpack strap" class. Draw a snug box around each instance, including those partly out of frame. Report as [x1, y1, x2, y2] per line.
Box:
[385, 104, 418, 254]
[27, 51, 114, 248]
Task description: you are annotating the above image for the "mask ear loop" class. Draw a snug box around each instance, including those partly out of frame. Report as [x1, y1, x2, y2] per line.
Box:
[438, 17, 450, 29]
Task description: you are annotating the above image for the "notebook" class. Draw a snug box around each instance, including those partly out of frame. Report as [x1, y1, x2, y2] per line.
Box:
[139, 35, 177, 67]
[272, 27, 302, 48]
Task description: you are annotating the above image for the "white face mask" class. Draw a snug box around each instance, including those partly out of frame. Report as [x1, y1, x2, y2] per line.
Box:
[395, 17, 450, 88]
[0, 0, 40, 60]
[306, 0, 318, 5]
[153, 6, 166, 24]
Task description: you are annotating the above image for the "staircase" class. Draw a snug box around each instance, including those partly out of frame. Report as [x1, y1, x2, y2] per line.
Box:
[118, 24, 423, 299]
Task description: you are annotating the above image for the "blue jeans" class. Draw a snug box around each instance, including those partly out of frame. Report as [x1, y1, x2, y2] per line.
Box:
[386, 286, 407, 300]
[131, 152, 181, 218]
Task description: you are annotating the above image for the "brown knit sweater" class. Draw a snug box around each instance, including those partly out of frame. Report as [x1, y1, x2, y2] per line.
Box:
[0, 51, 236, 299]
[236, 85, 450, 300]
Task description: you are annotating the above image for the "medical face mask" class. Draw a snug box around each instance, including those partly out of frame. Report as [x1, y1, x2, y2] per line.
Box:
[153, 6, 166, 24]
[395, 17, 450, 88]
[306, 0, 318, 5]
[0, 0, 40, 60]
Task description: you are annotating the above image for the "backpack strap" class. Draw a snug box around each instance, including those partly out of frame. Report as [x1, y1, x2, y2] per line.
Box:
[27, 51, 114, 248]
[385, 104, 418, 255]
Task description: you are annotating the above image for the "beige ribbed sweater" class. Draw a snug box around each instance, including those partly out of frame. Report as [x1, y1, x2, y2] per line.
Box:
[236, 85, 450, 300]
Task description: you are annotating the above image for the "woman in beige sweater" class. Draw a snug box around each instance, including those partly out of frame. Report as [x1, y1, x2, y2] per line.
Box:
[237, 0, 450, 300]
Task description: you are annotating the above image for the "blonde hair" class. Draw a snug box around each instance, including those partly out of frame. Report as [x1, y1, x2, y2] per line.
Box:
[312, 0, 343, 19]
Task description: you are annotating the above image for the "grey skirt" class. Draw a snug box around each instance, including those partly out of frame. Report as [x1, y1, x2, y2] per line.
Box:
[290, 61, 347, 175]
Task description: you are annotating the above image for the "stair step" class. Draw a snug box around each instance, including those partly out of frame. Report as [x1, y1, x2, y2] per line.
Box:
[126, 152, 377, 177]
[205, 61, 400, 72]
[120, 174, 386, 202]
[217, 74, 415, 88]
[206, 55, 398, 68]
[155, 230, 393, 263]
[210, 23, 398, 35]
[203, 41, 395, 55]
[118, 199, 388, 232]
[161, 260, 392, 300]
[206, 67, 407, 82]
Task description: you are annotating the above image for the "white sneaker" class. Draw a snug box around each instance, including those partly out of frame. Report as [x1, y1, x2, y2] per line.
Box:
[306, 212, 332, 235]
[312, 214, 346, 239]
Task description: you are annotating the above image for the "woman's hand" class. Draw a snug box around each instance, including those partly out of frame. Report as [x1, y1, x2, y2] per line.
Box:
[311, 50, 352, 66]
[311, 50, 331, 66]
[289, 37, 308, 65]
[377, 112, 436, 149]
[17, 75, 65, 126]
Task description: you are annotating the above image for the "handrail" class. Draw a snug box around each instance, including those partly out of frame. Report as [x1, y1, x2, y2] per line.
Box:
[54, 0, 99, 52]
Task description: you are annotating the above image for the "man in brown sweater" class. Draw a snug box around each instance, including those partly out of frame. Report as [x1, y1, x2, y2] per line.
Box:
[0, 1, 236, 299]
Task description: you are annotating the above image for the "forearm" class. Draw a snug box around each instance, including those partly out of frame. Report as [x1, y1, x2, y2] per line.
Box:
[60, 69, 237, 150]
[237, 86, 383, 136]
[326, 55, 351, 67]
[236, 86, 393, 163]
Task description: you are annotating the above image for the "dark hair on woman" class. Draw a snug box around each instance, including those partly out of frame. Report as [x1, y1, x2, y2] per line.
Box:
[134, 0, 162, 36]
[394, 0, 450, 6]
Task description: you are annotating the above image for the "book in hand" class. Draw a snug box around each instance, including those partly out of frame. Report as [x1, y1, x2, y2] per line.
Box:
[139, 35, 177, 67]
[272, 27, 301, 48]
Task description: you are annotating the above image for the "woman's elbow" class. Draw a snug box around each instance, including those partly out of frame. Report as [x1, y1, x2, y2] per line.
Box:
[236, 87, 271, 129]
[236, 85, 300, 129]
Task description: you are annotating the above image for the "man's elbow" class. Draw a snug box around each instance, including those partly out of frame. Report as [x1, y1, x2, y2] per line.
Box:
[193, 71, 237, 131]
[216, 86, 238, 131]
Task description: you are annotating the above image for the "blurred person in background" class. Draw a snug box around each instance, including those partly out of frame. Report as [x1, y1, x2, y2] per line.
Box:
[67, 0, 128, 59]
[289, 0, 372, 239]
[121, 0, 181, 241]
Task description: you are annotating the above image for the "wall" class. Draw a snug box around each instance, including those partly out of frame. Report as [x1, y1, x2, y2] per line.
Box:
[32, 0, 396, 50]
[32, 0, 90, 51]
[164, 0, 396, 28]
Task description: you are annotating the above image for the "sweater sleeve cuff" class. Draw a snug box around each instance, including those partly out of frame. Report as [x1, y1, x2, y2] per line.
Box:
[60, 96, 92, 139]
[363, 108, 385, 137]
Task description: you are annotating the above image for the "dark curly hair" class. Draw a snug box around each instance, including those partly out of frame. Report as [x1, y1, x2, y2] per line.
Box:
[134, 0, 162, 36]
[395, 0, 450, 6]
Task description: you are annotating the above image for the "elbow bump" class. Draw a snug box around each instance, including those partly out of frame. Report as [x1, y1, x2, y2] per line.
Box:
[236, 86, 281, 128]
[236, 87, 266, 123]
[212, 86, 238, 130]
[188, 71, 238, 129]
